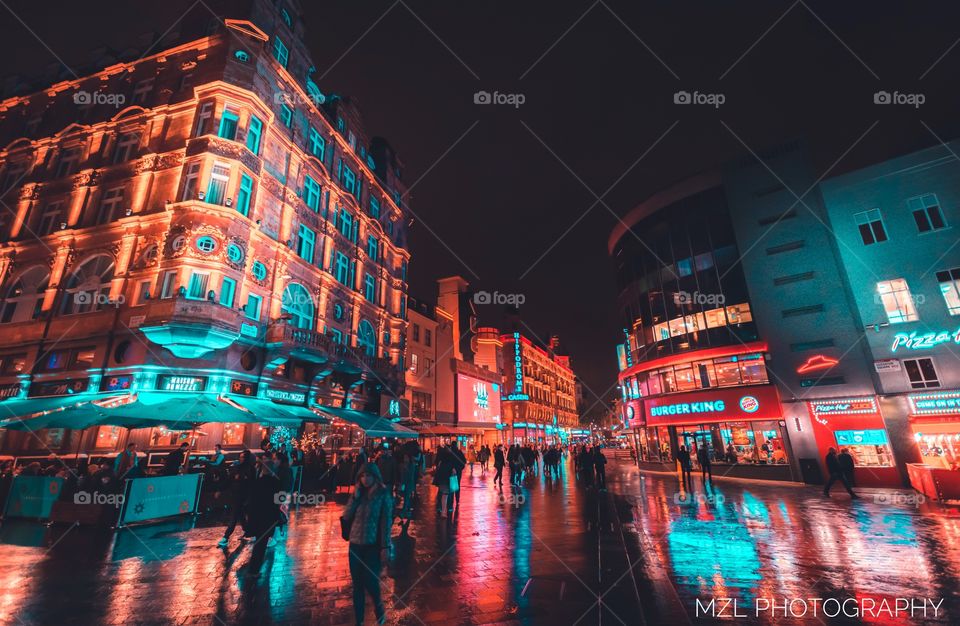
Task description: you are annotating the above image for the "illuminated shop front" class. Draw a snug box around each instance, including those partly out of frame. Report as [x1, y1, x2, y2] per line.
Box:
[908, 391, 960, 468]
[806, 397, 898, 487]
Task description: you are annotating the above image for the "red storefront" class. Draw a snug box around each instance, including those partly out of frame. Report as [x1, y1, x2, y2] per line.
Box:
[806, 397, 899, 488]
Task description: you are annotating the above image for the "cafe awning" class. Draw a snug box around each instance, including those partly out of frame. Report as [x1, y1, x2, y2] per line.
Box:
[314, 406, 418, 438]
[0, 393, 134, 430]
[226, 396, 328, 426]
[97, 392, 263, 430]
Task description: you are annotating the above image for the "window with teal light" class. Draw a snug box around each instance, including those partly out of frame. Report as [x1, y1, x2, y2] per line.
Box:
[369, 196, 380, 219]
[329, 328, 343, 344]
[337, 208, 353, 239]
[236, 174, 253, 216]
[196, 236, 217, 253]
[280, 8, 292, 27]
[217, 109, 239, 140]
[234, 50, 250, 62]
[186, 271, 210, 299]
[303, 175, 321, 211]
[308, 127, 325, 161]
[280, 104, 292, 128]
[246, 116, 262, 154]
[367, 235, 378, 261]
[246, 293, 263, 320]
[364, 273, 376, 302]
[335, 252, 350, 286]
[340, 162, 356, 194]
[337, 117, 344, 131]
[220, 276, 236, 307]
[272, 37, 289, 68]
[252, 260, 267, 281]
[297, 225, 315, 263]
[226, 243, 244, 264]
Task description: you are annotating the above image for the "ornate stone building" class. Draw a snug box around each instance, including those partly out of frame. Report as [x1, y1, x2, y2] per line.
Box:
[0, 0, 410, 455]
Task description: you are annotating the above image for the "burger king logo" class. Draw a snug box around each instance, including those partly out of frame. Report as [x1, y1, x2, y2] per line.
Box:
[739, 395, 759, 413]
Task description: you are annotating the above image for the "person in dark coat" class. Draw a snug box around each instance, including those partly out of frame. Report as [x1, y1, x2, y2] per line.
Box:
[162, 443, 189, 476]
[342, 463, 393, 626]
[507, 444, 523, 486]
[593, 447, 607, 491]
[838, 448, 856, 488]
[432, 445, 458, 517]
[676, 445, 693, 489]
[376, 445, 397, 492]
[824, 447, 858, 498]
[493, 444, 505, 487]
[218, 449, 256, 546]
[448, 441, 466, 508]
[245, 452, 283, 572]
[697, 443, 712, 483]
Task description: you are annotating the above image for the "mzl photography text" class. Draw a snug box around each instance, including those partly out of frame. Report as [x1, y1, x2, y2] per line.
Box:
[695, 596, 945, 619]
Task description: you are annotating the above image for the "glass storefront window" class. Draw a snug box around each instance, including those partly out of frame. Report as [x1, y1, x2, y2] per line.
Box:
[95, 426, 121, 449]
[754, 420, 788, 464]
[719, 421, 758, 463]
[675, 420, 789, 465]
[673, 365, 698, 391]
[714, 359, 742, 386]
[834, 429, 893, 467]
[916, 432, 960, 469]
[740, 357, 768, 384]
[150, 427, 189, 447]
[657, 426, 672, 462]
[726, 303, 753, 324]
[704, 308, 726, 328]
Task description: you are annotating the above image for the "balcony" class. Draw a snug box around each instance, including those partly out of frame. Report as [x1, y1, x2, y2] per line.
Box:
[265, 323, 333, 365]
[136, 297, 245, 358]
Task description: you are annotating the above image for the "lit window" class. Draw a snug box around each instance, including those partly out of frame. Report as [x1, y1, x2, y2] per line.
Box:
[280, 8, 292, 27]
[196, 236, 218, 253]
[227, 244, 244, 264]
[246, 115, 262, 154]
[186, 271, 210, 299]
[908, 194, 947, 233]
[205, 162, 231, 205]
[308, 126, 325, 160]
[234, 50, 250, 63]
[272, 37, 289, 68]
[303, 176, 321, 211]
[364, 273, 376, 302]
[877, 278, 918, 323]
[251, 261, 268, 281]
[339, 161, 357, 194]
[160, 270, 177, 299]
[280, 104, 293, 128]
[195, 102, 214, 136]
[337, 208, 354, 240]
[369, 196, 380, 219]
[236, 173, 253, 216]
[220, 277, 236, 307]
[297, 225, 315, 263]
[245, 293, 263, 320]
[218, 108, 240, 140]
[855, 209, 888, 245]
[367, 235, 378, 261]
[180, 161, 201, 200]
[410, 353, 418, 373]
[937, 268, 960, 315]
[335, 252, 350, 286]
[904, 357, 940, 389]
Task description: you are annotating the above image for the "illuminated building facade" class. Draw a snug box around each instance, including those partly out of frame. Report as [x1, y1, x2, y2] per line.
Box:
[403, 296, 439, 422]
[496, 332, 577, 444]
[0, 0, 410, 456]
[613, 141, 960, 488]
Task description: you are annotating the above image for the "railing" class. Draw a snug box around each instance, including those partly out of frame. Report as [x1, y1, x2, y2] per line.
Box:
[267, 323, 334, 351]
[140, 296, 244, 328]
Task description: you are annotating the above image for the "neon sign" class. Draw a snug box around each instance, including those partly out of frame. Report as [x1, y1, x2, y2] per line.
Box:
[891, 328, 960, 351]
[474, 382, 489, 410]
[808, 397, 877, 416]
[622, 329, 633, 367]
[511, 332, 526, 400]
[796, 355, 839, 374]
[156, 375, 207, 392]
[650, 400, 727, 417]
[909, 391, 960, 416]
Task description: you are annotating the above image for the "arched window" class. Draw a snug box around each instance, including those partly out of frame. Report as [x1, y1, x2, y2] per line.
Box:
[281, 283, 314, 329]
[357, 319, 376, 357]
[1, 266, 49, 323]
[62, 255, 115, 314]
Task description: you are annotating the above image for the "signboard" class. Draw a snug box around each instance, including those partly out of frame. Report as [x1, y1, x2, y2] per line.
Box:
[511, 332, 525, 399]
[379, 395, 409, 420]
[101, 375, 133, 392]
[874, 359, 901, 373]
[265, 388, 307, 404]
[240, 323, 259, 338]
[616, 344, 628, 372]
[28, 378, 90, 397]
[129, 315, 145, 328]
[643, 385, 781, 426]
[834, 429, 889, 446]
[808, 397, 878, 416]
[457, 374, 501, 425]
[119, 474, 202, 525]
[229, 380, 257, 396]
[156, 375, 207, 392]
[891, 327, 960, 352]
[909, 392, 960, 416]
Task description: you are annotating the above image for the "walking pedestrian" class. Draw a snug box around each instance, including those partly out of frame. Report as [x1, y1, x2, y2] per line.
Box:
[838, 447, 856, 488]
[342, 463, 393, 626]
[449, 441, 466, 509]
[594, 447, 607, 491]
[823, 447, 858, 498]
[677, 445, 693, 489]
[433, 445, 457, 518]
[467, 445, 477, 475]
[218, 449, 255, 546]
[493, 444, 505, 487]
[697, 443, 712, 483]
[246, 452, 282, 570]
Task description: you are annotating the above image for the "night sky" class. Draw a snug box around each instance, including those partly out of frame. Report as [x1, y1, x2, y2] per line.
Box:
[2, 1, 960, 414]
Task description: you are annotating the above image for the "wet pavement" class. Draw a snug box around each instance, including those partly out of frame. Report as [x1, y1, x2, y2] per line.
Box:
[0, 459, 958, 625]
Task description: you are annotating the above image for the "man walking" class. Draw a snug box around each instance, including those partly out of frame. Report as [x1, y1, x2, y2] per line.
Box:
[493, 445, 505, 487]
[697, 443, 712, 483]
[677, 445, 693, 489]
[593, 447, 607, 491]
[823, 447, 859, 498]
[838, 447, 856, 488]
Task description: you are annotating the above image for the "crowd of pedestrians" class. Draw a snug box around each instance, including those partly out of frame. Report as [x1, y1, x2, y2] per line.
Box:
[572, 444, 608, 490]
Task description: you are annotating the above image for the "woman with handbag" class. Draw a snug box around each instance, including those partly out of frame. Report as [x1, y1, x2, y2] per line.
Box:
[341, 462, 393, 626]
[432, 445, 457, 518]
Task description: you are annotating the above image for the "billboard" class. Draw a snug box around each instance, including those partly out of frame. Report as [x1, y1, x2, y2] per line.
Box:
[457, 374, 501, 425]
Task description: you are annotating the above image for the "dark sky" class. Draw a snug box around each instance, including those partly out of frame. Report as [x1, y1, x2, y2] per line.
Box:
[2, 1, 960, 413]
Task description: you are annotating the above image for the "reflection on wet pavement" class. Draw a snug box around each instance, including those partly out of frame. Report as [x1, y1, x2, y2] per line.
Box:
[0, 460, 957, 624]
